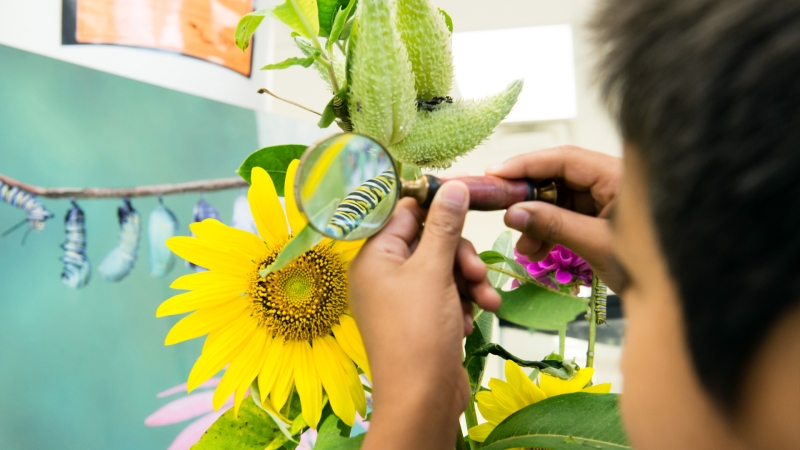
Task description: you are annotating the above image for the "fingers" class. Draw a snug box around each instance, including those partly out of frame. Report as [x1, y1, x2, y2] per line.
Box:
[485, 146, 621, 205]
[411, 181, 469, 271]
[455, 239, 502, 316]
[456, 239, 487, 283]
[504, 201, 613, 269]
[358, 198, 425, 263]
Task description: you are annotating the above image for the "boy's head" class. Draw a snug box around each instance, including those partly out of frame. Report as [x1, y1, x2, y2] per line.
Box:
[594, 0, 800, 448]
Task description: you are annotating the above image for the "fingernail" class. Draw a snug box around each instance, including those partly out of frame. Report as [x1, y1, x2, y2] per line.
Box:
[506, 208, 530, 229]
[439, 182, 467, 207]
[486, 164, 503, 174]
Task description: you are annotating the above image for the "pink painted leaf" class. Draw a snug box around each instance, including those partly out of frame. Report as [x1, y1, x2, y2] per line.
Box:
[145, 391, 232, 427]
[167, 409, 228, 450]
[157, 378, 221, 398]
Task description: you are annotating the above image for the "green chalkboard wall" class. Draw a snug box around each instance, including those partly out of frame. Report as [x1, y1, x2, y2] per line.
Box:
[0, 44, 260, 449]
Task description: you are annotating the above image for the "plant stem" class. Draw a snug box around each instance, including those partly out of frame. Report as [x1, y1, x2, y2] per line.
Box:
[464, 398, 480, 449]
[586, 275, 599, 370]
[558, 327, 566, 358]
[289, 0, 341, 93]
[456, 423, 468, 450]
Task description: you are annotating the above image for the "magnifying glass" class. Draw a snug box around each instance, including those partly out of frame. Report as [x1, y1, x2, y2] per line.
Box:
[295, 133, 562, 241]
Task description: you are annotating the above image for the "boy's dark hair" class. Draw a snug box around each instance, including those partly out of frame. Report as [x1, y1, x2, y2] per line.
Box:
[593, 0, 800, 412]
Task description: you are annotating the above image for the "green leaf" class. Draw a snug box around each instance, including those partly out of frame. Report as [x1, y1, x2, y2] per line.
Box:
[465, 343, 578, 380]
[488, 231, 513, 288]
[237, 144, 307, 196]
[496, 284, 587, 331]
[319, 97, 338, 128]
[465, 309, 494, 396]
[401, 163, 422, 181]
[262, 55, 318, 70]
[482, 393, 630, 450]
[261, 224, 325, 276]
[193, 396, 286, 449]
[438, 8, 454, 34]
[235, 9, 269, 51]
[314, 405, 366, 449]
[326, 0, 357, 40]
[272, 0, 320, 39]
[317, 0, 347, 37]
[479, 250, 505, 265]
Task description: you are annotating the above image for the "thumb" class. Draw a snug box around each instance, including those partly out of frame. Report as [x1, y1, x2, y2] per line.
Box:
[412, 181, 469, 270]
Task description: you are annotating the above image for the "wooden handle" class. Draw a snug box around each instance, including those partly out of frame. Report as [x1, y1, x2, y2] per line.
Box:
[451, 176, 534, 211]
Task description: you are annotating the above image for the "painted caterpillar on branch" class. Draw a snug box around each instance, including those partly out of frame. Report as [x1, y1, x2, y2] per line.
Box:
[98, 198, 141, 282]
[148, 198, 179, 277]
[61, 200, 91, 289]
[325, 170, 396, 239]
[0, 180, 54, 242]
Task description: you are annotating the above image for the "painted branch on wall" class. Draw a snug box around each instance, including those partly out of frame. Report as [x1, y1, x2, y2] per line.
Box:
[0, 173, 249, 199]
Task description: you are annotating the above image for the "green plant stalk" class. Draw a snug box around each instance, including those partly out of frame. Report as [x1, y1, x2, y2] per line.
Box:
[456, 423, 468, 450]
[558, 327, 566, 358]
[465, 399, 480, 449]
[586, 275, 599, 369]
[289, 0, 341, 93]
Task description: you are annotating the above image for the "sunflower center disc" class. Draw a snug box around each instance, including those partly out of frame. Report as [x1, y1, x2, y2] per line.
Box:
[249, 242, 347, 341]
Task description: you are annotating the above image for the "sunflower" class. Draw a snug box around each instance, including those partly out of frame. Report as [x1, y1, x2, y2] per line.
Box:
[468, 360, 611, 443]
[157, 161, 370, 430]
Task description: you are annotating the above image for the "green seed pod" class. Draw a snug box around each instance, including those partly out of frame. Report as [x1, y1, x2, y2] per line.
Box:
[389, 80, 524, 169]
[395, 0, 453, 99]
[348, 0, 417, 147]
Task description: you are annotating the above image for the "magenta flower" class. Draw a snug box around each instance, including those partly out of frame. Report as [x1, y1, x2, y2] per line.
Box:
[513, 245, 592, 294]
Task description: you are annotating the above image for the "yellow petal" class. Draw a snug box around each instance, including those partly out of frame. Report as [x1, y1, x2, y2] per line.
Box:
[258, 336, 286, 405]
[326, 335, 367, 419]
[331, 239, 366, 263]
[283, 160, 307, 235]
[331, 315, 371, 381]
[269, 340, 296, 412]
[167, 237, 253, 275]
[294, 340, 323, 428]
[213, 328, 268, 412]
[170, 271, 246, 291]
[582, 383, 612, 394]
[504, 360, 546, 406]
[468, 422, 496, 443]
[567, 367, 595, 392]
[189, 218, 267, 260]
[164, 301, 250, 345]
[475, 390, 512, 425]
[157, 284, 246, 317]
[249, 167, 289, 245]
[312, 336, 356, 426]
[187, 315, 257, 391]
[488, 378, 526, 414]
[234, 334, 273, 410]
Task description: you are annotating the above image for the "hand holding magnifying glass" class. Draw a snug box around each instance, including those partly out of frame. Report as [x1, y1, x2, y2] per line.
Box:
[295, 133, 563, 241]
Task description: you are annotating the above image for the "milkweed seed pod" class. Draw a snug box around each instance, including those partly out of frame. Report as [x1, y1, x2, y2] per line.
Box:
[98, 198, 141, 282]
[148, 200, 179, 277]
[348, 0, 417, 147]
[390, 80, 524, 169]
[395, 0, 454, 100]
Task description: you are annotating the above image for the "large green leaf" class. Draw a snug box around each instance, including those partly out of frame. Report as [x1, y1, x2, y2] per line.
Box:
[496, 283, 587, 331]
[465, 309, 494, 395]
[193, 397, 287, 449]
[262, 55, 318, 70]
[481, 393, 630, 450]
[260, 223, 325, 276]
[272, 0, 320, 39]
[236, 144, 307, 196]
[235, 9, 270, 51]
[314, 405, 366, 449]
[487, 231, 513, 289]
[318, 0, 356, 37]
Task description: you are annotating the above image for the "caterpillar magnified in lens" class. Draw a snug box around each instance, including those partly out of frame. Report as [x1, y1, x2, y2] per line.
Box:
[595, 279, 608, 325]
[61, 200, 91, 289]
[325, 170, 396, 239]
[0, 180, 54, 240]
[99, 198, 141, 282]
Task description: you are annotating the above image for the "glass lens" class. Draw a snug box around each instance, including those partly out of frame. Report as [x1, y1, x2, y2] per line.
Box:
[296, 134, 399, 241]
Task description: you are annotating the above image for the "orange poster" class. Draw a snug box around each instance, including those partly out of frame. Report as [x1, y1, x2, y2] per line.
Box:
[63, 0, 253, 76]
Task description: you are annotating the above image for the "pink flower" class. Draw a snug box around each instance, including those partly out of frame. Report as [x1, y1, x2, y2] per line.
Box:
[145, 378, 233, 450]
[513, 245, 592, 294]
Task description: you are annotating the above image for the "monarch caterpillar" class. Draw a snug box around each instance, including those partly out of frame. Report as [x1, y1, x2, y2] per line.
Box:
[333, 95, 354, 132]
[325, 170, 396, 239]
[595, 278, 608, 325]
[61, 200, 91, 289]
[188, 196, 220, 272]
[98, 198, 141, 282]
[0, 180, 54, 241]
[148, 198, 179, 277]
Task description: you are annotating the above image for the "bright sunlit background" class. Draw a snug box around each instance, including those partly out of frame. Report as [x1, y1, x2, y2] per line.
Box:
[0, 0, 622, 448]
